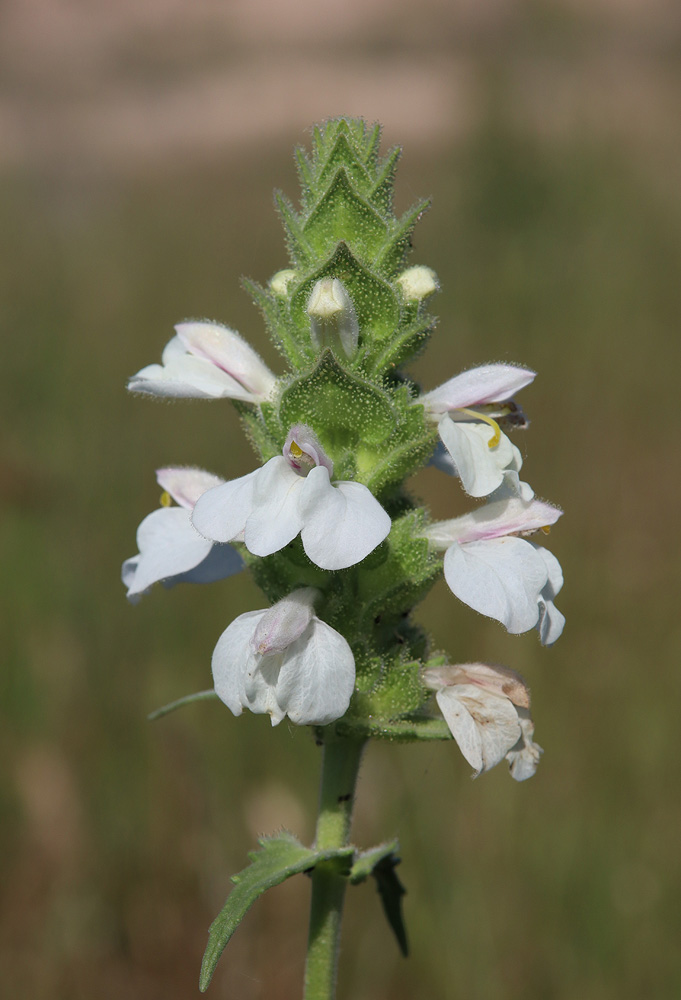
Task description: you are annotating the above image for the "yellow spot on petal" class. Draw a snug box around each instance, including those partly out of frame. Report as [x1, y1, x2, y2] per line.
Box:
[160, 491, 172, 507]
[541, 525, 551, 535]
[290, 440, 303, 459]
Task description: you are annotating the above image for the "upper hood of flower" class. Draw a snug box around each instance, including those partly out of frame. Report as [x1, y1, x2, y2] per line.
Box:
[127, 322, 277, 402]
[420, 364, 536, 415]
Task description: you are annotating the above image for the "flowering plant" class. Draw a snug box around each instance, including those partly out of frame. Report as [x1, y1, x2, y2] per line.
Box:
[124, 118, 563, 998]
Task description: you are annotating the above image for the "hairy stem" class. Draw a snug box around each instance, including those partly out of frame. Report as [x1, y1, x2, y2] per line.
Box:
[303, 733, 366, 1000]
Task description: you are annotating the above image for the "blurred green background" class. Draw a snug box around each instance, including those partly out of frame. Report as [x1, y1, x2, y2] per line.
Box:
[2, 1, 680, 997]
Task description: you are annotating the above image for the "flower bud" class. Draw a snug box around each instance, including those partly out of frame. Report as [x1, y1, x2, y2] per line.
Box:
[307, 278, 359, 359]
[270, 269, 297, 296]
[396, 265, 439, 301]
[251, 588, 319, 655]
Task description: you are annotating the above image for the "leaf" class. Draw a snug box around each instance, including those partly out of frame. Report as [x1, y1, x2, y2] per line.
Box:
[349, 839, 400, 883]
[350, 844, 409, 957]
[147, 689, 218, 721]
[200, 833, 354, 992]
[373, 853, 409, 957]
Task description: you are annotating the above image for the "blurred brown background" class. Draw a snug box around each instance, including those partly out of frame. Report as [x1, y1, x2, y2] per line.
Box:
[2, 1, 680, 997]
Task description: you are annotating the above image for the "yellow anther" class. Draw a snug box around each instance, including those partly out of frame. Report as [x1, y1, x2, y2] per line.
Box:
[290, 440, 304, 459]
[457, 408, 502, 448]
[541, 525, 551, 535]
[160, 491, 172, 507]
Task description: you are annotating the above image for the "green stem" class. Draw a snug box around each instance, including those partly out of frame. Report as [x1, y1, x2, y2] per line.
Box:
[303, 732, 366, 1000]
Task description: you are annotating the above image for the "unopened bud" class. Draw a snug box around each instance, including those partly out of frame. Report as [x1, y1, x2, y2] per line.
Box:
[397, 265, 439, 302]
[252, 588, 319, 656]
[307, 278, 359, 359]
[270, 269, 297, 296]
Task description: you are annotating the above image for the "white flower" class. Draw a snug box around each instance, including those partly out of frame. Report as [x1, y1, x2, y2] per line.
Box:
[122, 467, 243, 601]
[422, 496, 564, 643]
[127, 321, 277, 402]
[212, 588, 355, 726]
[420, 364, 535, 498]
[423, 662, 542, 780]
[192, 423, 391, 571]
[307, 278, 359, 359]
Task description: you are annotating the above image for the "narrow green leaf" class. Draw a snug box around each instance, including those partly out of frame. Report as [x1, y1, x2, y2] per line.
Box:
[349, 840, 400, 884]
[200, 833, 354, 992]
[373, 854, 409, 957]
[147, 689, 218, 721]
[363, 121, 383, 168]
[375, 198, 430, 277]
[370, 146, 401, 217]
[275, 191, 315, 268]
[294, 146, 315, 207]
[242, 276, 311, 368]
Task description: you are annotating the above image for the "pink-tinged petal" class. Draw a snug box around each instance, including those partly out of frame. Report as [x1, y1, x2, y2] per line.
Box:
[298, 467, 391, 570]
[438, 417, 521, 498]
[436, 685, 521, 776]
[124, 507, 212, 598]
[128, 352, 254, 400]
[175, 321, 276, 398]
[155, 467, 223, 510]
[243, 457, 304, 557]
[421, 364, 536, 414]
[252, 588, 317, 655]
[424, 662, 530, 709]
[191, 467, 260, 543]
[274, 618, 355, 725]
[283, 424, 333, 475]
[443, 536, 549, 633]
[425, 497, 562, 549]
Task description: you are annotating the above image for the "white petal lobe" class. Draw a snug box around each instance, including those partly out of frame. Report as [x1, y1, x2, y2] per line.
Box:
[274, 619, 355, 725]
[299, 467, 391, 570]
[243, 458, 304, 557]
[444, 537, 548, 633]
[192, 469, 260, 543]
[438, 417, 520, 498]
[125, 507, 213, 597]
